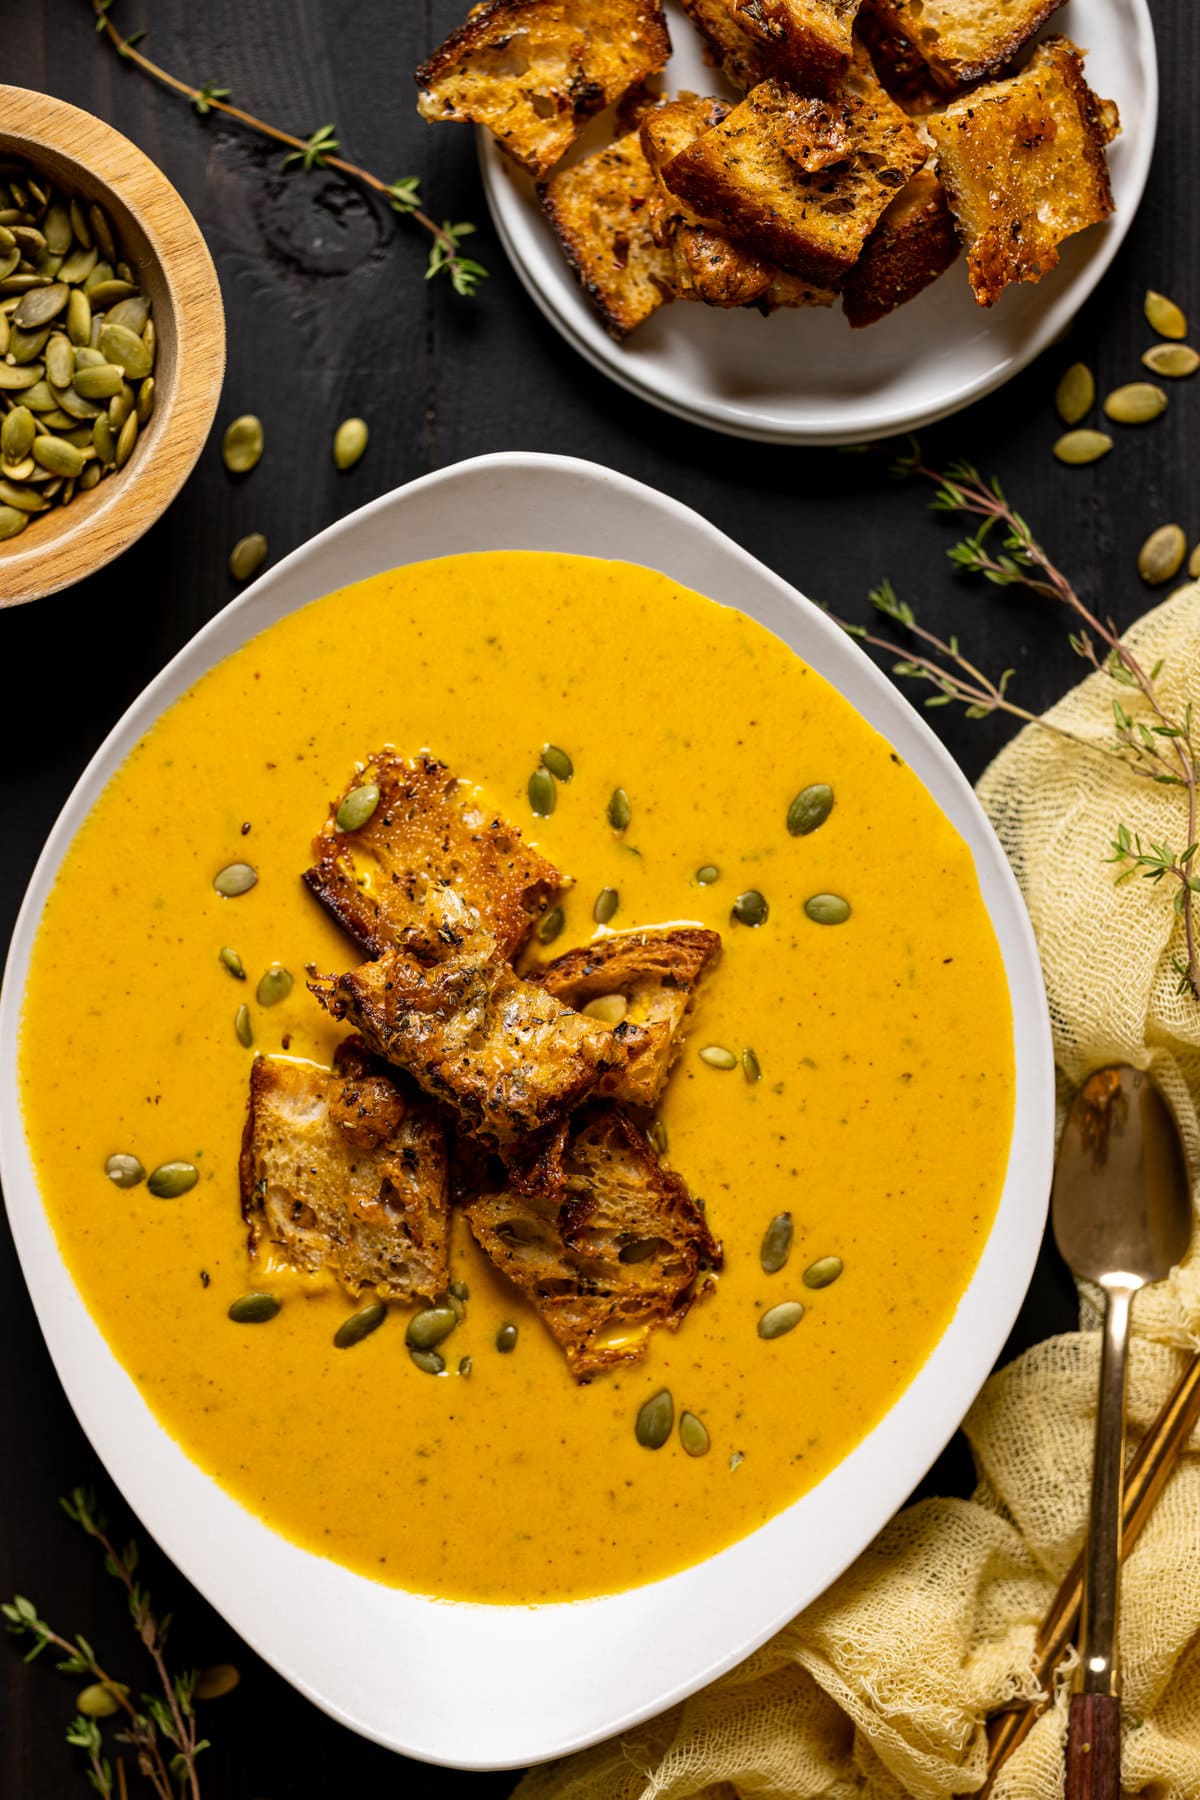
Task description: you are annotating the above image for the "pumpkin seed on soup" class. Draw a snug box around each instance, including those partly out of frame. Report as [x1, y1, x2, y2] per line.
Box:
[805, 893, 851, 925]
[335, 1302, 387, 1349]
[742, 1047, 761, 1083]
[528, 768, 555, 817]
[695, 864, 719, 885]
[234, 1004, 253, 1048]
[496, 1322, 519, 1353]
[583, 992, 627, 1024]
[540, 743, 573, 781]
[760, 1212, 793, 1274]
[803, 1255, 844, 1289]
[228, 1292, 280, 1324]
[699, 1044, 737, 1070]
[679, 1412, 710, 1457]
[219, 942, 247, 978]
[786, 783, 834, 836]
[537, 905, 565, 945]
[593, 887, 618, 924]
[147, 1160, 198, 1199]
[607, 787, 631, 832]
[407, 1306, 457, 1350]
[336, 783, 380, 832]
[104, 1152, 144, 1188]
[214, 862, 257, 897]
[758, 1301, 804, 1339]
[635, 1388, 674, 1449]
[256, 965, 293, 1007]
[409, 1347, 445, 1375]
[732, 889, 768, 927]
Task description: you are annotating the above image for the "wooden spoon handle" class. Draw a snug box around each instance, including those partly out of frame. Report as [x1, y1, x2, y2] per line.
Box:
[1065, 1693, 1121, 1800]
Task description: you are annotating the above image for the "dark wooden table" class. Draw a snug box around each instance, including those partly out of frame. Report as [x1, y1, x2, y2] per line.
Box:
[3, 3, 1196, 1793]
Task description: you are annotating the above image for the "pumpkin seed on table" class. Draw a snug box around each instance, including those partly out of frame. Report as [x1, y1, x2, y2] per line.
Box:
[335, 1302, 387, 1349]
[228, 1292, 280, 1324]
[229, 532, 268, 583]
[1103, 383, 1167, 425]
[528, 767, 556, 817]
[407, 1306, 458, 1350]
[679, 1411, 710, 1458]
[194, 1664, 241, 1701]
[732, 889, 768, 927]
[787, 783, 834, 836]
[104, 1152, 145, 1188]
[1145, 289, 1187, 339]
[147, 1160, 198, 1199]
[607, 787, 631, 832]
[1142, 343, 1200, 379]
[336, 782, 380, 831]
[760, 1211, 793, 1274]
[758, 1300, 804, 1339]
[496, 1322, 519, 1353]
[1054, 362, 1095, 426]
[1053, 430, 1112, 466]
[803, 1255, 844, 1289]
[1189, 545, 1200, 580]
[214, 861, 257, 897]
[593, 887, 619, 924]
[333, 416, 368, 470]
[76, 1683, 123, 1720]
[635, 1388, 674, 1449]
[256, 964, 293, 1007]
[1137, 524, 1187, 585]
[805, 892, 851, 926]
[222, 414, 264, 474]
[540, 743, 573, 782]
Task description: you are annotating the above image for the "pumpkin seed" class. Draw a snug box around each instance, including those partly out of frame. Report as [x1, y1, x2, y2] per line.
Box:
[1103, 382, 1167, 425]
[0, 502, 32, 541]
[699, 1044, 738, 1070]
[1137, 524, 1187, 585]
[66, 286, 91, 345]
[732, 889, 768, 927]
[224, 531, 268, 584]
[32, 433, 85, 477]
[496, 1321, 519, 1353]
[742, 1046, 761, 1083]
[12, 282, 68, 329]
[729, 1450, 745, 1472]
[760, 1212, 793, 1274]
[214, 862, 257, 897]
[136, 375, 155, 426]
[679, 1411, 710, 1457]
[1054, 362, 1095, 426]
[43, 202, 72, 255]
[72, 361, 125, 399]
[228, 1292, 280, 1324]
[695, 864, 720, 885]
[647, 1118, 669, 1157]
[758, 1300, 804, 1339]
[194, 1663, 241, 1701]
[87, 279, 139, 311]
[57, 244, 97, 286]
[95, 321, 152, 380]
[1189, 545, 1200, 580]
[219, 945, 246, 981]
[0, 363, 46, 391]
[449, 1279, 470, 1302]
[540, 743, 573, 782]
[115, 409, 138, 469]
[333, 416, 368, 470]
[77, 1683, 123, 1720]
[222, 414, 263, 474]
[537, 905, 565, 945]
[582, 992, 627, 1024]
[805, 892, 851, 925]
[407, 1306, 458, 1350]
[1142, 343, 1199, 379]
[0, 480, 48, 514]
[607, 787, 631, 831]
[44, 333, 73, 388]
[458, 1355, 473, 1377]
[256, 964, 293, 1007]
[107, 295, 150, 334]
[786, 783, 834, 836]
[593, 887, 619, 924]
[336, 782, 380, 832]
[147, 1160, 199, 1199]
[1145, 289, 1187, 339]
[635, 1388, 674, 1449]
[1053, 429, 1113, 466]
[92, 416, 115, 464]
[109, 384, 134, 431]
[409, 1347, 445, 1374]
[528, 768, 556, 817]
[1, 405, 34, 462]
[88, 202, 117, 263]
[803, 1255, 844, 1289]
[335, 1302, 387, 1348]
[69, 198, 91, 248]
[234, 1003, 253, 1048]
[104, 1152, 145, 1188]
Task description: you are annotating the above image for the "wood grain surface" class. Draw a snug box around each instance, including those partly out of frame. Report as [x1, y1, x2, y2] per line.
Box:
[3, 1, 1198, 1794]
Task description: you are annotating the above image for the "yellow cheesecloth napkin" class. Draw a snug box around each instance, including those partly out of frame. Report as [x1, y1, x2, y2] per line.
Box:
[513, 587, 1200, 1800]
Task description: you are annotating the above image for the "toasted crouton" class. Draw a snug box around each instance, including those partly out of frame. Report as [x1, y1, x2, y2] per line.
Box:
[415, 0, 671, 179]
[842, 167, 959, 325]
[660, 57, 926, 284]
[304, 751, 561, 964]
[311, 928, 629, 1148]
[729, 0, 863, 91]
[679, 0, 777, 90]
[927, 39, 1118, 308]
[855, 0, 952, 111]
[538, 130, 676, 338]
[528, 926, 721, 1106]
[640, 95, 835, 310]
[460, 1104, 721, 1377]
[239, 1039, 450, 1300]
[863, 0, 1064, 93]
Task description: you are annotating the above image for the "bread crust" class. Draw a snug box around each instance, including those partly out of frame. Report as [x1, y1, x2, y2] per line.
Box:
[679, 0, 777, 90]
[415, 0, 672, 179]
[842, 166, 959, 326]
[238, 1039, 450, 1300]
[537, 131, 677, 338]
[304, 751, 561, 964]
[460, 1104, 721, 1377]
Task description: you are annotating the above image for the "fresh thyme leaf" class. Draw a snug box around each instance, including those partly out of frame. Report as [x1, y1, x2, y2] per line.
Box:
[282, 122, 339, 172]
[193, 83, 231, 116]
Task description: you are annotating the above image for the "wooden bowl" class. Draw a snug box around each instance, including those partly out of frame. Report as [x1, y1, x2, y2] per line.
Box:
[0, 87, 225, 607]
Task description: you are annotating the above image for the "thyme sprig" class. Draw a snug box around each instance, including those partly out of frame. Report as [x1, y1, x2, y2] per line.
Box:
[91, 0, 488, 297]
[832, 444, 1200, 1001]
[4, 1489, 209, 1797]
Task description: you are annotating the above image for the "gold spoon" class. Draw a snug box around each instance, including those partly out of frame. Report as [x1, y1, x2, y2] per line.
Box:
[1051, 1065, 1192, 1800]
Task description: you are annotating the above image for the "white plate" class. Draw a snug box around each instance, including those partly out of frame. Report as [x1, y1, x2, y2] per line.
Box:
[480, 0, 1157, 443]
[0, 453, 1055, 1770]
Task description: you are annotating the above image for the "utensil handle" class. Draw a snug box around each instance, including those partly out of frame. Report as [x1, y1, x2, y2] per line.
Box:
[1065, 1692, 1121, 1799]
[1080, 1284, 1134, 1693]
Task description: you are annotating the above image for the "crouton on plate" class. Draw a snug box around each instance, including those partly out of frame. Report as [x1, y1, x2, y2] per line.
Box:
[679, 0, 778, 91]
[865, 0, 1065, 93]
[528, 924, 721, 1106]
[842, 166, 960, 326]
[460, 1104, 721, 1377]
[304, 751, 561, 963]
[538, 130, 677, 338]
[660, 55, 927, 285]
[927, 37, 1118, 307]
[415, 0, 672, 179]
[728, 0, 864, 92]
[311, 927, 629, 1148]
[239, 1039, 450, 1300]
